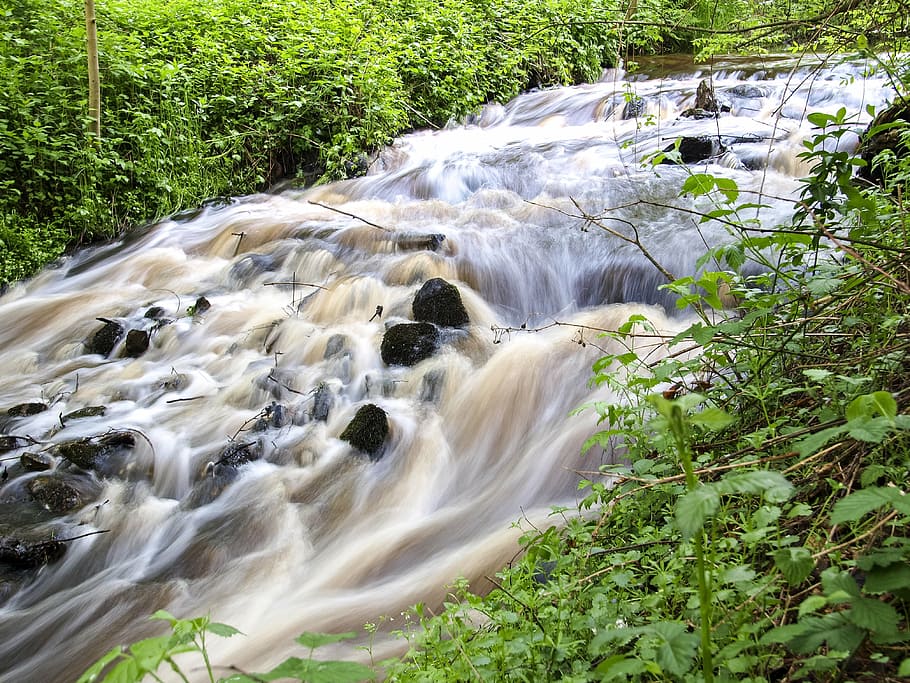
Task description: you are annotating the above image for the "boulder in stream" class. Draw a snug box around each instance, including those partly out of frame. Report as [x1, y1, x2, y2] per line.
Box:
[123, 329, 150, 358]
[0, 436, 32, 453]
[0, 537, 66, 569]
[859, 99, 910, 188]
[663, 136, 724, 164]
[412, 278, 469, 327]
[54, 430, 136, 471]
[380, 322, 440, 366]
[87, 318, 124, 356]
[311, 384, 334, 422]
[340, 404, 389, 460]
[20, 452, 53, 472]
[6, 403, 47, 418]
[26, 475, 86, 514]
[61, 406, 107, 422]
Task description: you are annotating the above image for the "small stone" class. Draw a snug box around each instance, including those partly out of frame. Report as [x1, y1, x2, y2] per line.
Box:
[62, 406, 107, 421]
[20, 452, 53, 472]
[26, 476, 84, 513]
[193, 296, 211, 315]
[144, 306, 167, 319]
[0, 537, 66, 568]
[311, 384, 334, 422]
[0, 436, 31, 453]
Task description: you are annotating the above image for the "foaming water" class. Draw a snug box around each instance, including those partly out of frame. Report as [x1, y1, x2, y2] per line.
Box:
[0, 55, 892, 681]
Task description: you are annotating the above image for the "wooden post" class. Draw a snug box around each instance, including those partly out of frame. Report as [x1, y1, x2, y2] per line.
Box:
[85, 0, 101, 139]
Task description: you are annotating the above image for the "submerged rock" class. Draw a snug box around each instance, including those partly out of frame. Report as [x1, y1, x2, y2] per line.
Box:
[380, 322, 440, 366]
[412, 278, 469, 327]
[6, 403, 47, 418]
[311, 384, 334, 422]
[340, 404, 389, 460]
[253, 402, 288, 432]
[663, 136, 724, 164]
[62, 406, 107, 421]
[144, 306, 167, 319]
[87, 318, 124, 356]
[54, 430, 136, 471]
[214, 441, 259, 468]
[20, 452, 53, 472]
[0, 436, 32, 453]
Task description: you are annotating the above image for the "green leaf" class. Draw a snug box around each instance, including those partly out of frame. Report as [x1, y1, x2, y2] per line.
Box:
[207, 621, 243, 638]
[76, 646, 124, 683]
[295, 631, 358, 649]
[846, 391, 897, 421]
[846, 416, 892, 443]
[847, 596, 900, 634]
[831, 487, 896, 524]
[899, 658, 910, 676]
[802, 368, 833, 382]
[795, 425, 847, 457]
[676, 486, 720, 537]
[260, 657, 375, 682]
[594, 654, 650, 679]
[774, 547, 815, 586]
[797, 595, 829, 617]
[717, 470, 794, 503]
[649, 621, 698, 677]
[681, 173, 716, 197]
[864, 562, 910, 594]
[688, 407, 734, 431]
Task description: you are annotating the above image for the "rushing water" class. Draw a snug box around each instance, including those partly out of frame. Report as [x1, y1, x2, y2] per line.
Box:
[0, 55, 894, 681]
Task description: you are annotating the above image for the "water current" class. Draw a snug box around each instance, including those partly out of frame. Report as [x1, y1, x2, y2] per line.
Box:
[0, 54, 894, 681]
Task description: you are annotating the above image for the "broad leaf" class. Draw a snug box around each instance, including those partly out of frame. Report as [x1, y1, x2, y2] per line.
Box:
[649, 621, 698, 677]
[774, 547, 815, 586]
[831, 487, 896, 524]
[295, 631, 358, 649]
[676, 486, 720, 537]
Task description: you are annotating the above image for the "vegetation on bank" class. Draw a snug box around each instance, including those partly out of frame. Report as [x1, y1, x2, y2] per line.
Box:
[2, 0, 658, 285]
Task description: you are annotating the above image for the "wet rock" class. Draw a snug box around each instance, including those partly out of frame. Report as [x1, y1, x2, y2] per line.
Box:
[123, 329, 150, 358]
[181, 469, 238, 509]
[419, 368, 446, 403]
[144, 306, 167, 319]
[412, 278, 469, 327]
[311, 384, 334, 422]
[340, 404, 388, 460]
[663, 136, 723, 164]
[0, 537, 66, 568]
[324, 334, 348, 359]
[729, 84, 766, 99]
[26, 476, 85, 514]
[0, 436, 32, 453]
[380, 322, 440, 366]
[192, 296, 211, 316]
[680, 108, 718, 120]
[6, 403, 47, 418]
[394, 233, 447, 251]
[214, 441, 259, 468]
[622, 95, 646, 120]
[694, 79, 718, 113]
[54, 430, 136, 471]
[62, 406, 107, 421]
[253, 402, 288, 431]
[88, 318, 124, 356]
[19, 452, 53, 472]
[859, 99, 910, 187]
[229, 254, 278, 283]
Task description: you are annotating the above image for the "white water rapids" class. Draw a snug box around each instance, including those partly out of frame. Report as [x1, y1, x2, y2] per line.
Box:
[0, 55, 893, 681]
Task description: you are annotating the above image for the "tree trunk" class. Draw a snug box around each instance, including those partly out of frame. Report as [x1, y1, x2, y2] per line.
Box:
[84, 0, 101, 139]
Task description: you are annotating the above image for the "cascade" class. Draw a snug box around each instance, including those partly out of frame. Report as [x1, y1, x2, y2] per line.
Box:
[0, 54, 892, 681]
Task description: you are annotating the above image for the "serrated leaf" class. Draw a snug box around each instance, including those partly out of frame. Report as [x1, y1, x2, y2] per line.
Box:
[681, 173, 715, 197]
[847, 596, 900, 634]
[150, 610, 177, 625]
[802, 368, 833, 382]
[722, 565, 757, 585]
[207, 621, 243, 638]
[846, 416, 892, 443]
[864, 563, 910, 594]
[774, 547, 815, 585]
[259, 657, 375, 683]
[594, 654, 649, 679]
[821, 569, 861, 599]
[295, 631, 358, 649]
[676, 486, 720, 537]
[689, 407, 734, 431]
[831, 487, 897, 524]
[798, 595, 828, 617]
[846, 391, 897, 421]
[650, 621, 698, 677]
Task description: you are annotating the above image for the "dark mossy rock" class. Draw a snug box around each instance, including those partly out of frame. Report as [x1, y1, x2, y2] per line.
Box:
[26, 476, 85, 514]
[192, 296, 211, 316]
[20, 452, 53, 472]
[0, 436, 32, 453]
[214, 441, 259, 468]
[694, 79, 718, 113]
[412, 278, 469, 328]
[88, 318, 124, 356]
[311, 383, 334, 422]
[680, 108, 718, 120]
[0, 537, 66, 568]
[662, 136, 723, 164]
[123, 329, 150, 358]
[6, 403, 47, 418]
[54, 430, 136, 471]
[253, 402, 288, 431]
[340, 404, 388, 460]
[380, 322, 440, 366]
[62, 406, 107, 421]
[144, 306, 167, 319]
[859, 99, 910, 187]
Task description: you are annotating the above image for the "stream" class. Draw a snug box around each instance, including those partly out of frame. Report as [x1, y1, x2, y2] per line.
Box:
[0, 54, 893, 681]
